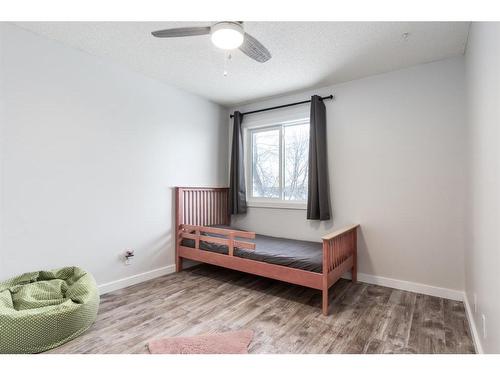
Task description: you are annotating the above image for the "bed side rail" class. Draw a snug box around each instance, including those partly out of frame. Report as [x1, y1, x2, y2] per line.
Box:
[322, 224, 359, 274]
[178, 224, 256, 255]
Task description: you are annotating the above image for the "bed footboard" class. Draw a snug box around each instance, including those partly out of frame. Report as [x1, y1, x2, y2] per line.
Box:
[321, 224, 359, 315]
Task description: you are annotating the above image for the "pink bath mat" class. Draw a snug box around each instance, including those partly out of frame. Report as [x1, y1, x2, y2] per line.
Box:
[148, 329, 254, 354]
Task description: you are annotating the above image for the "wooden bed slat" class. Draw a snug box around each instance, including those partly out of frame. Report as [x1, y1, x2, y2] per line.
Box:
[181, 224, 255, 239]
[180, 232, 256, 250]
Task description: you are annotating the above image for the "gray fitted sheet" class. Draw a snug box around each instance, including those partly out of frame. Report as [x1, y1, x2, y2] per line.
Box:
[181, 226, 322, 273]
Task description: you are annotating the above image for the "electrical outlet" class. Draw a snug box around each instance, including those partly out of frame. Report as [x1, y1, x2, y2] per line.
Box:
[124, 249, 135, 265]
[482, 314, 487, 339]
[474, 293, 478, 314]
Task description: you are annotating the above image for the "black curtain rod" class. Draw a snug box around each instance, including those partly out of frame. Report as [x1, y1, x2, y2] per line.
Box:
[229, 94, 334, 118]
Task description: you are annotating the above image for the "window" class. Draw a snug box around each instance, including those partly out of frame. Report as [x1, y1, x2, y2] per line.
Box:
[247, 119, 309, 208]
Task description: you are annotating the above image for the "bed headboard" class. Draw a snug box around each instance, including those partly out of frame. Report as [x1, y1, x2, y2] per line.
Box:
[175, 187, 230, 228]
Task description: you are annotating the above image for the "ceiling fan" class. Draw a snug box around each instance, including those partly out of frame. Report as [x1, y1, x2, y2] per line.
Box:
[151, 21, 271, 63]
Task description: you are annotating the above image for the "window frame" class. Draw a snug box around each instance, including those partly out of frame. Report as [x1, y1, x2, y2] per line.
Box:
[245, 117, 310, 210]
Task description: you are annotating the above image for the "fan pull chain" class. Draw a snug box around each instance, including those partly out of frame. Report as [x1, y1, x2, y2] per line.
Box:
[223, 52, 232, 77]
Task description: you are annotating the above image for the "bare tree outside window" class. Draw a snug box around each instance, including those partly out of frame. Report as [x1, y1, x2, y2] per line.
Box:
[251, 121, 309, 201]
[252, 129, 280, 198]
[284, 123, 309, 200]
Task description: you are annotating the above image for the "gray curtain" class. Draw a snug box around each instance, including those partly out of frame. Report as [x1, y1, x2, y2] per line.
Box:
[229, 111, 247, 215]
[307, 95, 331, 220]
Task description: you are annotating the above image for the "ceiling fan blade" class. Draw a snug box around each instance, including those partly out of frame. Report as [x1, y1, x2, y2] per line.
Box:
[151, 26, 211, 38]
[239, 33, 271, 63]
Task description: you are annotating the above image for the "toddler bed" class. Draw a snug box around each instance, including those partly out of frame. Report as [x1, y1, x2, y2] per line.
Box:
[175, 187, 359, 315]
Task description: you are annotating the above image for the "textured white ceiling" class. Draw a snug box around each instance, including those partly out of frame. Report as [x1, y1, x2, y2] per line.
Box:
[14, 22, 469, 106]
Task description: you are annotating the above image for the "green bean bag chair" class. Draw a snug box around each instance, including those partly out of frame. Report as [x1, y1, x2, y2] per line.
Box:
[0, 266, 99, 353]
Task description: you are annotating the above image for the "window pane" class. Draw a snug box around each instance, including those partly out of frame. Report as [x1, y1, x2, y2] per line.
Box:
[252, 129, 280, 198]
[284, 123, 309, 200]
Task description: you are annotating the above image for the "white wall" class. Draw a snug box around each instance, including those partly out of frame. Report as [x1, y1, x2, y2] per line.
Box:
[0, 25, 5, 279]
[230, 57, 467, 293]
[464, 22, 500, 354]
[0, 23, 228, 287]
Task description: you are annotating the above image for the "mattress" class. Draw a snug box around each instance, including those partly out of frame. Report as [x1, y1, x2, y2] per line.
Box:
[181, 226, 323, 273]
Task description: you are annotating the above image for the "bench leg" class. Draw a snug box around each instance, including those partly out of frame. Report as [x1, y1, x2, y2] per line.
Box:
[352, 230, 357, 283]
[322, 287, 329, 316]
[176, 255, 183, 272]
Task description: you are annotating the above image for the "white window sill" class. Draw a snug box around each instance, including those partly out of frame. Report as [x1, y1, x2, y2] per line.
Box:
[246, 200, 307, 210]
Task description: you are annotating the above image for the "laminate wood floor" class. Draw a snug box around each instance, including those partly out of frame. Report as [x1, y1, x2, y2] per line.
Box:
[49, 264, 475, 354]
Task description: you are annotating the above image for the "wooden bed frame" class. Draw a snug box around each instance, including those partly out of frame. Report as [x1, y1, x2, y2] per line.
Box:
[175, 187, 359, 315]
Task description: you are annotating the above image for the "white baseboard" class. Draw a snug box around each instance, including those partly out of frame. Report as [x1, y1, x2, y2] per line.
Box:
[98, 266, 463, 301]
[463, 292, 484, 354]
[342, 272, 464, 301]
[98, 265, 176, 295]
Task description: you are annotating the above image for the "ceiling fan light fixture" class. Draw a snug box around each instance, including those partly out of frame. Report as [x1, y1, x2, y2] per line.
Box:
[210, 22, 244, 50]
